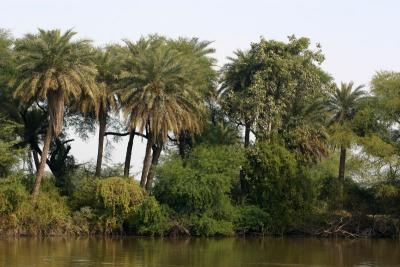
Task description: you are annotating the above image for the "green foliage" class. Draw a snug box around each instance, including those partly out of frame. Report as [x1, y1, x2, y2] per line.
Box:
[220, 36, 330, 143]
[191, 215, 234, 236]
[155, 145, 243, 216]
[70, 174, 145, 234]
[245, 141, 316, 234]
[154, 145, 244, 235]
[371, 71, 400, 125]
[0, 118, 25, 176]
[0, 175, 29, 215]
[95, 176, 144, 217]
[16, 183, 72, 235]
[128, 196, 171, 236]
[234, 205, 269, 234]
[0, 176, 74, 235]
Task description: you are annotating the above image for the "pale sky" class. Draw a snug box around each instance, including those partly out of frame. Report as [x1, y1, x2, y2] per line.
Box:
[2, 0, 400, 176]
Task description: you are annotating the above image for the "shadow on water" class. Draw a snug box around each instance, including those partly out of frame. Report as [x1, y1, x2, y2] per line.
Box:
[0, 237, 399, 267]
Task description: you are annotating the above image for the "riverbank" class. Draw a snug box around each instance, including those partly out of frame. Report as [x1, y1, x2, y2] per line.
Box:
[1, 174, 399, 238]
[1, 213, 399, 239]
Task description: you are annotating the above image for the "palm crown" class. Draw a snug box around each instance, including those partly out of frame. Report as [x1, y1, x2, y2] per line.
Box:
[119, 38, 203, 142]
[13, 29, 99, 136]
[327, 82, 365, 124]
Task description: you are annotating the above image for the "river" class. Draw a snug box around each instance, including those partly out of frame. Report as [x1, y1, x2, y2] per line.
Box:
[1, 237, 399, 266]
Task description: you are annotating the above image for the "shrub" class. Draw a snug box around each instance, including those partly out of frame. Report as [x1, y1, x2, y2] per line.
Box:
[95, 176, 144, 216]
[0, 175, 29, 215]
[70, 175, 145, 234]
[154, 145, 244, 236]
[245, 142, 316, 234]
[191, 215, 234, 236]
[16, 181, 72, 235]
[234, 205, 269, 234]
[94, 177, 144, 233]
[69, 170, 97, 209]
[71, 206, 96, 235]
[128, 196, 171, 236]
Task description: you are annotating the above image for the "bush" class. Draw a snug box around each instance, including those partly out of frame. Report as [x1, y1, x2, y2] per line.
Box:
[128, 196, 171, 236]
[191, 215, 234, 236]
[16, 180, 72, 235]
[245, 142, 316, 234]
[153, 145, 244, 236]
[0, 175, 29, 215]
[234, 205, 269, 234]
[95, 176, 144, 216]
[70, 175, 146, 234]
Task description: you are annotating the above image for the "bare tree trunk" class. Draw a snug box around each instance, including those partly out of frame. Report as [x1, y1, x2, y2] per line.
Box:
[337, 145, 347, 210]
[140, 135, 153, 188]
[145, 143, 163, 191]
[124, 130, 135, 177]
[95, 109, 107, 176]
[32, 150, 40, 171]
[32, 123, 53, 203]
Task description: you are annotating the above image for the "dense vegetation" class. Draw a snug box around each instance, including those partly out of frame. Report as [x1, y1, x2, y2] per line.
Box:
[0, 29, 399, 237]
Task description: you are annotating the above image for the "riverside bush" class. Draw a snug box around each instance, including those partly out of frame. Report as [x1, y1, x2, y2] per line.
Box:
[153, 145, 244, 236]
[128, 196, 171, 236]
[244, 142, 316, 234]
[234, 205, 269, 234]
[71, 175, 145, 234]
[0, 177, 73, 235]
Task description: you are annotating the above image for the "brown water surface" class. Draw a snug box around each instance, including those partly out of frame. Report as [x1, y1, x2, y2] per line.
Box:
[0, 237, 399, 267]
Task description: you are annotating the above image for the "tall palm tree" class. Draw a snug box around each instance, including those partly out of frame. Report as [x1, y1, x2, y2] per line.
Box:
[220, 50, 260, 148]
[326, 82, 365, 208]
[14, 29, 98, 201]
[168, 38, 217, 159]
[119, 37, 203, 189]
[91, 47, 120, 176]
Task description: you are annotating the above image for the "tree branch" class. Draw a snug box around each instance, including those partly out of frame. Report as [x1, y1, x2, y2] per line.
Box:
[104, 131, 148, 139]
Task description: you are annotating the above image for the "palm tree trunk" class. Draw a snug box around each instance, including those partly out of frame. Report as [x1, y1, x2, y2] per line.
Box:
[32, 123, 53, 202]
[145, 143, 163, 191]
[337, 145, 347, 209]
[95, 109, 107, 176]
[124, 130, 135, 177]
[140, 135, 153, 188]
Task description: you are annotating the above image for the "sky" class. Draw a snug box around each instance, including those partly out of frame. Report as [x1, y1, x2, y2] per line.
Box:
[2, 0, 400, 176]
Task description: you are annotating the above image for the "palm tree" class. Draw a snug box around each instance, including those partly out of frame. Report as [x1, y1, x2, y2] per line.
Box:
[13, 29, 98, 201]
[119, 37, 203, 189]
[326, 82, 365, 208]
[168, 38, 217, 159]
[220, 50, 260, 148]
[91, 47, 119, 176]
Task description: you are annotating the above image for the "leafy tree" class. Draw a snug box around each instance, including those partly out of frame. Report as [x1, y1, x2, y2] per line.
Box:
[221, 36, 330, 145]
[13, 29, 99, 201]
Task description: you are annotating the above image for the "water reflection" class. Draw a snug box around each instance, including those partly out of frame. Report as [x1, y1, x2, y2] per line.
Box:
[0, 237, 399, 267]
